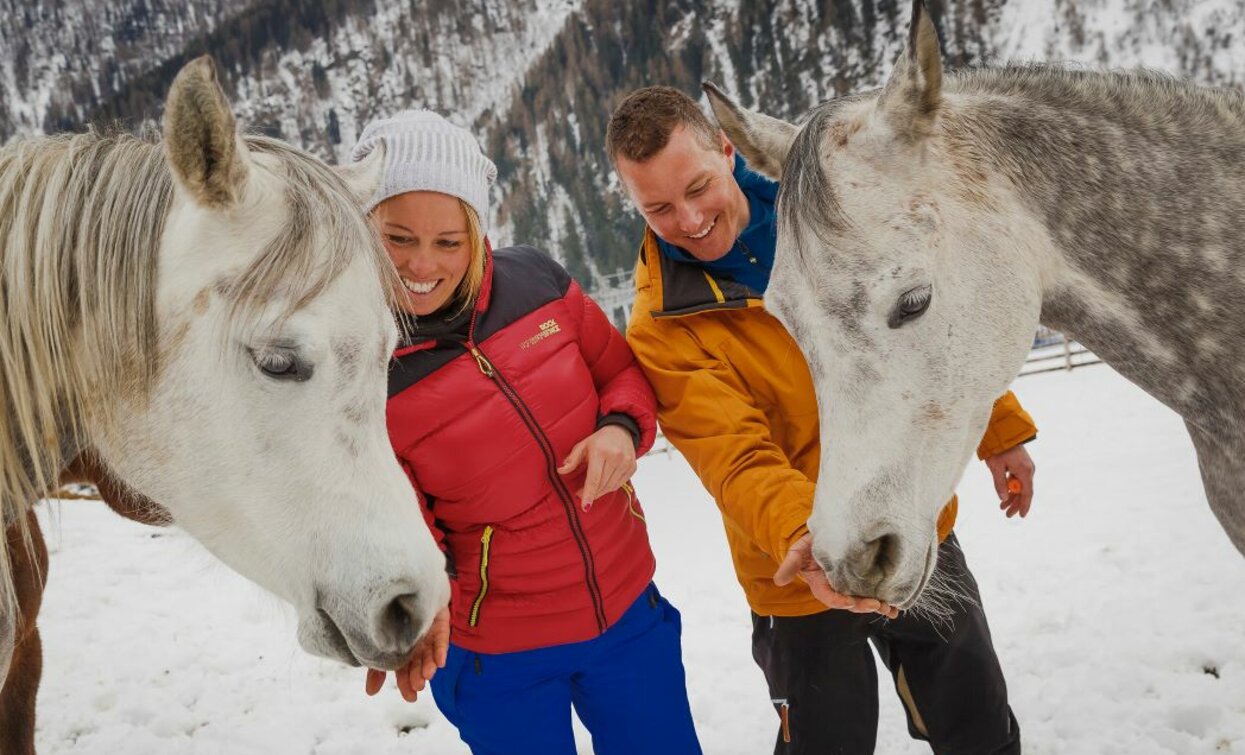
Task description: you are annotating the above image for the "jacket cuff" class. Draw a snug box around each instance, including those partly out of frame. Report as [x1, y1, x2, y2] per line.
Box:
[976, 391, 1039, 459]
[598, 413, 642, 450]
[772, 512, 811, 565]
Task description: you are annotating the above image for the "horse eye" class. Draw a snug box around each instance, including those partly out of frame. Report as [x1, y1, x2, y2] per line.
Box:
[889, 285, 932, 329]
[250, 347, 313, 382]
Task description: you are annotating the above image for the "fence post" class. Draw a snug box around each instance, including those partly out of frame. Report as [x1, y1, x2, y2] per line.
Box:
[1063, 335, 1072, 370]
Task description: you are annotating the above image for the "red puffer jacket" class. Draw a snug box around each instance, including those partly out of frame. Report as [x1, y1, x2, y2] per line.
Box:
[386, 245, 658, 654]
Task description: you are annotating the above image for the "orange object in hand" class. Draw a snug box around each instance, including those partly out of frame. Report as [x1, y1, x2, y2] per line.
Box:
[1007, 477, 1023, 495]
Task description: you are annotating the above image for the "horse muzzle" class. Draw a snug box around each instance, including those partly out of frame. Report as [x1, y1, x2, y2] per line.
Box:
[296, 582, 434, 669]
[817, 528, 934, 607]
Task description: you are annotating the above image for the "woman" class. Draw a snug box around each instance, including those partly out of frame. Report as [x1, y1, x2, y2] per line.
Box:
[355, 110, 701, 755]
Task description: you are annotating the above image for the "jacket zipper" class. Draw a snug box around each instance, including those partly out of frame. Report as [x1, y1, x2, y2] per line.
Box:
[467, 343, 609, 633]
[738, 238, 760, 266]
[468, 525, 495, 627]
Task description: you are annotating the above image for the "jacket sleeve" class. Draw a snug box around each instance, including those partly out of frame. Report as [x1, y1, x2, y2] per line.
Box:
[399, 457, 460, 607]
[627, 317, 813, 562]
[976, 390, 1038, 459]
[566, 279, 658, 455]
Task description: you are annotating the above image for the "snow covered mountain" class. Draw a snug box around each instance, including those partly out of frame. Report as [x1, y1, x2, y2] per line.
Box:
[3, 0, 1241, 287]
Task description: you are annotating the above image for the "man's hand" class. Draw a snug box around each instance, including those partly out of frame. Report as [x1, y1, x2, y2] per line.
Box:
[984, 445, 1036, 518]
[364, 606, 450, 703]
[774, 534, 899, 618]
[558, 424, 638, 510]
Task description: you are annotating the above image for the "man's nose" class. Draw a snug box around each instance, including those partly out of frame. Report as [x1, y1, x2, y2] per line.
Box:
[676, 203, 704, 233]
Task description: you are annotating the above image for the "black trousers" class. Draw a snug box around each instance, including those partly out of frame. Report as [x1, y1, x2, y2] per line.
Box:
[751, 533, 1021, 755]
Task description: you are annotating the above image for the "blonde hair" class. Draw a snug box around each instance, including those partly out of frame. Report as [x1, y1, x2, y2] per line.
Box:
[449, 199, 488, 316]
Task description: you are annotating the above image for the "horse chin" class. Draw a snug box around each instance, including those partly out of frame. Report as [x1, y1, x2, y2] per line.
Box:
[296, 604, 425, 670]
[894, 537, 940, 611]
[297, 610, 362, 667]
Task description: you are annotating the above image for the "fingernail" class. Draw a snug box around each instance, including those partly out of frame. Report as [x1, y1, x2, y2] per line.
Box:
[582, 500, 593, 511]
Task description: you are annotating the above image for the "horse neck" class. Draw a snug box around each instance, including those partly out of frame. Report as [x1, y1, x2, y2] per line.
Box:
[947, 70, 1245, 429]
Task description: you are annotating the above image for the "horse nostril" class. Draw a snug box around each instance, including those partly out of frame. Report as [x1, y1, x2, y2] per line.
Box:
[851, 533, 898, 583]
[381, 592, 422, 650]
[873, 533, 898, 576]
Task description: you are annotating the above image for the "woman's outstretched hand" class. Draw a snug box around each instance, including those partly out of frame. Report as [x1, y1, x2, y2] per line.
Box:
[364, 605, 451, 702]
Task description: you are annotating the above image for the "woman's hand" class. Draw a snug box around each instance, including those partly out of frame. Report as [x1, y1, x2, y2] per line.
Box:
[364, 605, 450, 702]
[557, 424, 638, 509]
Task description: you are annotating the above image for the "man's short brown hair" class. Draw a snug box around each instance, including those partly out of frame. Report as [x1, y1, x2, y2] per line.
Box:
[605, 86, 721, 164]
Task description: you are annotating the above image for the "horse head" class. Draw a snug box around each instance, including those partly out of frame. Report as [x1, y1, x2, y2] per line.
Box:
[705, 1, 1043, 607]
[72, 58, 448, 667]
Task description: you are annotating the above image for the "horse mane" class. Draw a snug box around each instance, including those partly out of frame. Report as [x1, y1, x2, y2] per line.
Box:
[949, 62, 1245, 118]
[0, 131, 171, 621]
[780, 61, 1245, 252]
[0, 128, 390, 617]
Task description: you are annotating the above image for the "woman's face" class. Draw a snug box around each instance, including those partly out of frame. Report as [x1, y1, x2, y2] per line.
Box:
[373, 191, 473, 316]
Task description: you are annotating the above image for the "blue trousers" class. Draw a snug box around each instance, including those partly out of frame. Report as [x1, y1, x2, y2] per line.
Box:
[431, 583, 702, 755]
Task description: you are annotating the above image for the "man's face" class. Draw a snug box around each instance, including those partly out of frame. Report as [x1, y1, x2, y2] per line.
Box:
[616, 125, 751, 262]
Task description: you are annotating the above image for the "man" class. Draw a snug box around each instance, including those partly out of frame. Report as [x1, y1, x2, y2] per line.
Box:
[609, 86, 1037, 754]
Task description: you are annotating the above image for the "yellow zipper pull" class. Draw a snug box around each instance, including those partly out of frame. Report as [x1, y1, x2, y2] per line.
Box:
[470, 346, 495, 377]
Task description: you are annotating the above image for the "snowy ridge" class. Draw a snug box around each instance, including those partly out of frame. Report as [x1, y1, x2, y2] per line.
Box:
[1, 0, 1243, 281]
[0, 0, 255, 136]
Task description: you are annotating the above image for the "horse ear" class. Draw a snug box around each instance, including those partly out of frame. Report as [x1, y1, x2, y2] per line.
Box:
[879, 0, 943, 142]
[702, 82, 796, 180]
[163, 56, 251, 208]
[336, 140, 386, 211]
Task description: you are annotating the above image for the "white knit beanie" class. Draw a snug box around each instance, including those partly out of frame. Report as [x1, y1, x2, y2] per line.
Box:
[351, 110, 497, 233]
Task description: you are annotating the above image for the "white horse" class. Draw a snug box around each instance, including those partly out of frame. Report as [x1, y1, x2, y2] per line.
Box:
[705, 0, 1245, 608]
[0, 57, 449, 681]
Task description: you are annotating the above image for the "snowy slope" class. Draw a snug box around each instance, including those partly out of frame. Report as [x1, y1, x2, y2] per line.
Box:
[32, 364, 1245, 754]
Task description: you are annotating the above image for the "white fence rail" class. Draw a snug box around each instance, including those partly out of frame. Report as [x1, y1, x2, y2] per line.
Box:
[1019, 326, 1101, 377]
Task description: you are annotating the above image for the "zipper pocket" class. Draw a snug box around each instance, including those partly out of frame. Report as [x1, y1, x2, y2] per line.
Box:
[468, 525, 495, 627]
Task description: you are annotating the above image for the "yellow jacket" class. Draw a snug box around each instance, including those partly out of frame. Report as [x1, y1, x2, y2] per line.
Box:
[626, 229, 1037, 616]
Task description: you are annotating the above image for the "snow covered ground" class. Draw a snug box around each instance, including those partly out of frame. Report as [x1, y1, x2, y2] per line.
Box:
[33, 364, 1245, 754]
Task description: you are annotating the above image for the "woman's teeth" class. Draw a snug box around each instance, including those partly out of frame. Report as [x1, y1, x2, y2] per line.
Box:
[402, 278, 438, 295]
[688, 217, 716, 240]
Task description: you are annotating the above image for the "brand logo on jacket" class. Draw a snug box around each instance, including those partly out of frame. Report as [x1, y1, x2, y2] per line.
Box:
[520, 318, 561, 350]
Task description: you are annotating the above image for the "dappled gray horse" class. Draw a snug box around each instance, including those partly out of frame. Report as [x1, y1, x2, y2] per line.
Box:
[706, 0, 1245, 608]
